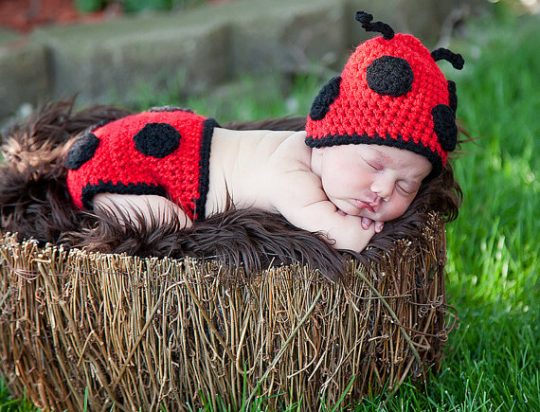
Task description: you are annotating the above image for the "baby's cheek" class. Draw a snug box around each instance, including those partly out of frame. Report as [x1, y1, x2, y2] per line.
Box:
[382, 197, 413, 221]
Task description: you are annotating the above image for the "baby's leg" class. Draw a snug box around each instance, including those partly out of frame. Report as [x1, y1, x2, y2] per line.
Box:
[93, 194, 193, 229]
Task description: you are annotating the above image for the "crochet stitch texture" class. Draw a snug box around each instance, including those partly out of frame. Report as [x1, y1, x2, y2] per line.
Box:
[306, 12, 463, 177]
[65, 109, 218, 221]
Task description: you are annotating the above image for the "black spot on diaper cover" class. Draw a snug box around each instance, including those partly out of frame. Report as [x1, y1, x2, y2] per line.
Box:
[432, 104, 457, 152]
[65, 132, 100, 170]
[366, 56, 413, 97]
[133, 123, 181, 158]
[309, 76, 342, 120]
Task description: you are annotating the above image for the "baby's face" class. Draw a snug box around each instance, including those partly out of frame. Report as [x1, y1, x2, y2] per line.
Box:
[314, 144, 432, 222]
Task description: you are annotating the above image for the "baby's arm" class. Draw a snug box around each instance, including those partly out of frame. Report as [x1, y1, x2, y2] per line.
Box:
[93, 193, 193, 229]
[286, 200, 376, 252]
[273, 173, 376, 252]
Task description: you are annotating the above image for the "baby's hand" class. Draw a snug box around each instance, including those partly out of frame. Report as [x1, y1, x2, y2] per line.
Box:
[337, 209, 384, 233]
[360, 216, 384, 233]
[283, 201, 381, 252]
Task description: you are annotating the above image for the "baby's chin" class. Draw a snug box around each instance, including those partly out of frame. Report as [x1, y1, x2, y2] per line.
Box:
[335, 200, 403, 223]
[330, 197, 406, 222]
[332, 199, 361, 217]
[333, 199, 376, 219]
[364, 209, 403, 223]
[372, 209, 409, 223]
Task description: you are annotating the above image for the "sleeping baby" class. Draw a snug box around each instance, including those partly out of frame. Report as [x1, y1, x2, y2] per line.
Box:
[64, 11, 464, 253]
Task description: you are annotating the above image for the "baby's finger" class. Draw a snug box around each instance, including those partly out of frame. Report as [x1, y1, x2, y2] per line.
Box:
[375, 221, 384, 233]
[361, 217, 373, 230]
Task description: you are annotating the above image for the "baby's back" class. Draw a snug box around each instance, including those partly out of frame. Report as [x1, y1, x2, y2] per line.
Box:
[204, 127, 312, 217]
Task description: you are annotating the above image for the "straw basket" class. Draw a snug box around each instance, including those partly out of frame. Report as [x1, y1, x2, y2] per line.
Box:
[0, 214, 452, 411]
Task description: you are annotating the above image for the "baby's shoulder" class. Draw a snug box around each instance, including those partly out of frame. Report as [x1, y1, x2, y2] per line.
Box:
[269, 130, 313, 171]
[266, 132, 321, 196]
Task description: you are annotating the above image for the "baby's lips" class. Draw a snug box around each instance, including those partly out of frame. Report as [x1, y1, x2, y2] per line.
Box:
[355, 199, 376, 213]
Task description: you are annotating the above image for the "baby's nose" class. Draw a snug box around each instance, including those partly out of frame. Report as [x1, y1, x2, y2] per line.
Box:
[371, 178, 394, 200]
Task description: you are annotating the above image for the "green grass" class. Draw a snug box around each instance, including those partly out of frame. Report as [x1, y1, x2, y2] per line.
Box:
[2, 8, 539, 412]
[0, 380, 36, 412]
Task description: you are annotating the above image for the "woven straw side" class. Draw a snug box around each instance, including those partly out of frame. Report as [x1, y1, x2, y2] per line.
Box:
[0, 217, 453, 411]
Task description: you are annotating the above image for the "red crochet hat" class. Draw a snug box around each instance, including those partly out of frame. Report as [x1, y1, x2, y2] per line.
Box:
[305, 11, 464, 177]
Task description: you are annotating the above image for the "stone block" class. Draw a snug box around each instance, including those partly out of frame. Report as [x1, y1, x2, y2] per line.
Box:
[0, 37, 50, 119]
[0, 29, 19, 44]
[216, 0, 349, 75]
[32, 15, 231, 105]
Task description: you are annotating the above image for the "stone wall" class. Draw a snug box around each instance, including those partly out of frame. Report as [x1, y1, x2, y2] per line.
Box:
[0, 0, 486, 122]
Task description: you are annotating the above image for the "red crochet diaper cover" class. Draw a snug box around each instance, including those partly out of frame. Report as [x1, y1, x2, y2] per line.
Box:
[65, 108, 219, 221]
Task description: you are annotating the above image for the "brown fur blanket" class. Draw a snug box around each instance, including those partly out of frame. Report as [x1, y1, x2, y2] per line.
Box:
[0, 101, 461, 280]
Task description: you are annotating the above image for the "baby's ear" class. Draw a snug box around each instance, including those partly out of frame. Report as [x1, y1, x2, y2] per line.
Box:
[309, 76, 342, 121]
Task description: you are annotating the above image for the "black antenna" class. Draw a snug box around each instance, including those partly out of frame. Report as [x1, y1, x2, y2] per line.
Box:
[431, 48, 464, 70]
[355, 11, 394, 40]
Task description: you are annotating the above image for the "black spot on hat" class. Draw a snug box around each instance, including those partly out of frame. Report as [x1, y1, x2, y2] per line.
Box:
[448, 80, 458, 113]
[133, 123, 181, 158]
[65, 132, 100, 170]
[367, 56, 413, 97]
[309, 76, 342, 120]
[432, 104, 457, 151]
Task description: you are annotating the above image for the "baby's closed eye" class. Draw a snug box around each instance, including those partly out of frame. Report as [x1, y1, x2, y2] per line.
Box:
[368, 161, 383, 171]
[396, 182, 416, 195]
[360, 155, 383, 171]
